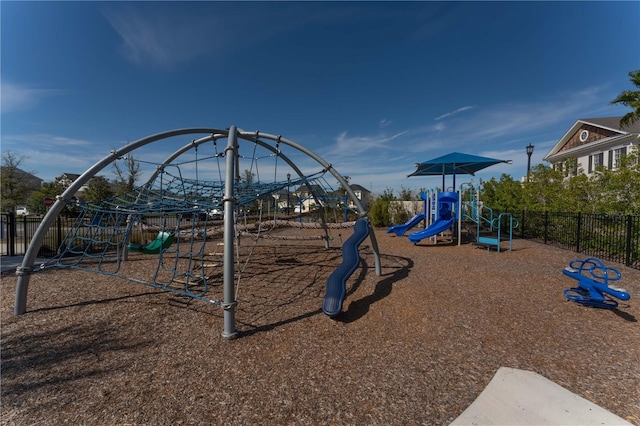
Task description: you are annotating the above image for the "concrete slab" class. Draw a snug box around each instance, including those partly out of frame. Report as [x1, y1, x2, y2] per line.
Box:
[450, 367, 632, 425]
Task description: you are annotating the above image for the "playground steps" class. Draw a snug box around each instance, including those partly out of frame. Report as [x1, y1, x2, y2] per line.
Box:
[474, 231, 508, 252]
[475, 236, 501, 251]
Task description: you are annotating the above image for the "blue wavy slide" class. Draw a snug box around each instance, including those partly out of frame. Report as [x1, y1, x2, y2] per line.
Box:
[386, 213, 426, 236]
[322, 218, 370, 317]
[407, 217, 455, 244]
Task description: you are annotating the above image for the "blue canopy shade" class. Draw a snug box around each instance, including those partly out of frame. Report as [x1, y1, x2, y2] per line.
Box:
[408, 152, 511, 190]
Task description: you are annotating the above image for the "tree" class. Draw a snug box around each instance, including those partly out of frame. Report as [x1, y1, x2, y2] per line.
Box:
[563, 174, 596, 213]
[369, 188, 395, 227]
[479, 174, 524, 213]
[398, 186, 415, 201]
[242, 169, 255, 185]
[83, 176, 115, 204]
[113, 155, 142, 194]
[27, 181, 67, 216]
[522, 164, 567, 211]
[588, 149, 640, 214]
[611, 70, 640, 128]
[1, 150, 32, 212]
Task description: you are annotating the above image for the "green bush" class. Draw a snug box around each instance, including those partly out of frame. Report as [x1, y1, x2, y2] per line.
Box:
[369, 198, 391, 227]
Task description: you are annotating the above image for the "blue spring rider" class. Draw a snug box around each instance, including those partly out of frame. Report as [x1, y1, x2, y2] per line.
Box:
[563, 257, 630, 309]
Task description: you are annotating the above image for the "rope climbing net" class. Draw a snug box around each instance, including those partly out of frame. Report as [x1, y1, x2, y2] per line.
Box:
[40, 129, 360, 307]
[16, 126, 381, 338]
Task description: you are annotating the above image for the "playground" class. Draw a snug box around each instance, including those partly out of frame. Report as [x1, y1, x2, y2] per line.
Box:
[2, 227, 640, 425]
[2, 127, 639, 424]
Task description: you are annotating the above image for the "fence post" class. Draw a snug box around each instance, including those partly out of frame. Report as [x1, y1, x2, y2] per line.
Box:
[22, 215, 28, 254]
[543, 211, 549, 245]
[57, 215, 63, 255]
[576, 212, 582, 253]
[8, 212, 16, 256]
[625, 215, 633, 267]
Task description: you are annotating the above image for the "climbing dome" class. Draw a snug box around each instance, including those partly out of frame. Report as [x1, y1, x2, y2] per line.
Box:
[14, 126, 380, 338]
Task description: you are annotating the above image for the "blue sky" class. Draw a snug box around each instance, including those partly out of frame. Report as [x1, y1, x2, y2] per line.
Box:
[2, 1, 639, 195]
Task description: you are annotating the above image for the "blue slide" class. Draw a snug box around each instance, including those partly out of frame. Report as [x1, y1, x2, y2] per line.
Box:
[407, 217, 455, 244]
[387, 213, 426, 236]
[323, 218, 370, 317]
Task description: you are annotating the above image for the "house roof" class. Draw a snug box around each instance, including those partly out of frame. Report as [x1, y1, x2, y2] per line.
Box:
[579, 116, 640, 133]
[543, 116, 640, 162]
[294, 184, 326, 194]
[59, 173, 82, 181]
[349, 184, 370, 194]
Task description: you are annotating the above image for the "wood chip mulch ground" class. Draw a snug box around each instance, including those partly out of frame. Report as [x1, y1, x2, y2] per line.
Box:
[2, 227, 639, 425]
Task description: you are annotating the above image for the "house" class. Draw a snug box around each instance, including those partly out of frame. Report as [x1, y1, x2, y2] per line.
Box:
[56, 173, 115, 201]
[55, 173, 88, 200]
[57, 173, 83, 188]
[292, 184, 327, 213]
[543, 116, 640, 177]
[348, 184, 371, 212]
[289, 183, 371, 214]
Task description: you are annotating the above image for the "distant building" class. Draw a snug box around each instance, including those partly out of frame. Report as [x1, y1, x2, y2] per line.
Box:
[290, 183, 371, 214]
[292, 184, 326, 213]
[57, 172, 114, 201]
[348, 184, 371, 212]
[57, 173, 83, 188]
[543, 116, 640, 177]
[56, 173, 87, 199]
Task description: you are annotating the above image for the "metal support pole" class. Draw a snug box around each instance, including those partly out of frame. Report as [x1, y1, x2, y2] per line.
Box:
[526, 143, 534, 183]
[287, 173, 291, 215]
[221, 126, 239, 339]
[8, 212, 16, 257]
[457, 189, 462, 246]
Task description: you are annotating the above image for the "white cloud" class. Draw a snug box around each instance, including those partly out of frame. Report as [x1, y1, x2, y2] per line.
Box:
[379, 118, 392, 128]
[2, 133, 115, 181]
[1, 82, 61, 114]
[102, 3, 337, 69]
[103, 6, 215, 69]
[4, 133, 92, 148]
[318, 84, 618, 193]
[434, 105, 474, 120]
[328, 129, 410, 158]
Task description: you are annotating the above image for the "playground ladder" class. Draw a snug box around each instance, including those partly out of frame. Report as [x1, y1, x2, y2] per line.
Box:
[475, 212, 517, 252]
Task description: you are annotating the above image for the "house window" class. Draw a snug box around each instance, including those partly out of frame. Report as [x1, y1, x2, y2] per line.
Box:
[613, 147, 627, 169]
[579, 130, 589, 142]
[593, 153, 602, 168]
[588, 152, 604, 173]
[555, 162, 563, 173]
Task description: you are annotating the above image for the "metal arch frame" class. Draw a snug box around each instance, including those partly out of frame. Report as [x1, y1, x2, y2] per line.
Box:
[14, 125, 382, 339]
[14, 127, 225, 316]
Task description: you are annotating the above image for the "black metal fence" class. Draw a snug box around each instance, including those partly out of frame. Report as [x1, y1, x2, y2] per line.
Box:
[516, 211, 640, 270]
[0, 212, 71, 258]
[3, 210, 640, 270]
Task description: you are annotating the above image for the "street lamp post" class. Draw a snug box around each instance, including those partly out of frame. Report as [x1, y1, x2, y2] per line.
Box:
[526, 144, 534, 182]
[286, 173, 291, 214]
